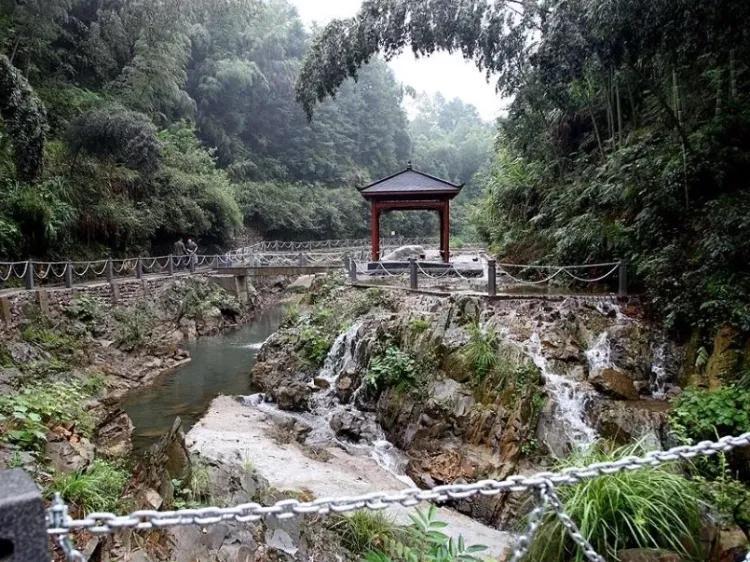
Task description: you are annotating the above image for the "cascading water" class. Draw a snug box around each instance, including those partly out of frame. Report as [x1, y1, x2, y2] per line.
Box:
[318, 321, 362, 385]
[243, 319, 413, 483]
[585, 332, 613, 373]
[649, 341, 669, 399]
[525, 332, 598, 450]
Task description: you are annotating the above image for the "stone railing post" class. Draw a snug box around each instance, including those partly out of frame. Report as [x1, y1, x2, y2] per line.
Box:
[64, 262, 73, 289]
[189, 254, 196, 273]
[24, 260, 34, 290]
[135, 258, 143, 279]
[297, 253, 307, 267]
[618, 259, 628, 298]
[106, 258, 114, 282]
[487, 259, 497, 297]
[409, 257, 418, 290]
[0, 469, 49, 562]
[168, 254, 174, 276]
[348, 257, 357, 283]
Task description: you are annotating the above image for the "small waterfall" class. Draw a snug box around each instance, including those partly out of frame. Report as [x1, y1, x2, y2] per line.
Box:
[318, 321, 363, 385]
[526, 333, 597, 450]
[649, 341, 669, 399]
[585, 332, 613, 374]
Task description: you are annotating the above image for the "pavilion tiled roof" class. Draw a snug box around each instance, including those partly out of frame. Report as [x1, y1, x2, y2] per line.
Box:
[358, 164, 463, 197]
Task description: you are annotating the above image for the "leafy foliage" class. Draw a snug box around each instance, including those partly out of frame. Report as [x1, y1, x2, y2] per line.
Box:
[0, 381, 95, 450]
[113, 304, 157, 351]
[365, 346, 423, 393]
[529, 442, 703, 562]
[462, 323, 498, 381]
[332, 512, 399, 556]
[365, 505, 486, 562]
[670, 386, 750, 442]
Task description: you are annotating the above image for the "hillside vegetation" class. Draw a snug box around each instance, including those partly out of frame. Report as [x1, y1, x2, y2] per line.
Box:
[0, 0, 492, 259]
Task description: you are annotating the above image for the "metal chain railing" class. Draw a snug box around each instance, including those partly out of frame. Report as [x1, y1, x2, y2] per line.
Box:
[47, 432, 750, 562]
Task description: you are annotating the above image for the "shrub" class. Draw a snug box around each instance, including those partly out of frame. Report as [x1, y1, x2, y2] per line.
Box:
[365, 346, 423, 392]
[49, 459, 129, 512]
[298, 325, 333, 365]
[113, 305, 157, 351]
[366, 505, 486, 562]
[670, 385, 750, 442]
[64, 295, 105, 325]
[0, 381, 94, 450]
[528, 442, 703, 562]
[21, 324, 81, 353]
[408, 317, 431, 334]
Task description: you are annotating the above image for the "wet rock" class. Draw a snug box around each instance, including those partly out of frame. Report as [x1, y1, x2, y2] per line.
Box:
[335, 375, 354, 402]
[0, 366, 22, 393]
[179, 317, 197, 339]
[590, 367, 639, 400]
[593, 400, 669, 448]
[275, 382, 310, 411]
[288, 274, 316, 292]
[143, 357, 163, 369]
[8, 341, 45, 363]
[618, 548, 683, 562]
[329, 409, 379, 442]
[94, 409, 134, 458]
[710, 526, 749, 562]
[45, 432, 95, 473]
[0, 446, 35, 470]
[312, 376, 330, 389]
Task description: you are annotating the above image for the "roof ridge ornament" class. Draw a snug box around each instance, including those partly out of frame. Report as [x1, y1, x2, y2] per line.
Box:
[407, 160, 412, 169]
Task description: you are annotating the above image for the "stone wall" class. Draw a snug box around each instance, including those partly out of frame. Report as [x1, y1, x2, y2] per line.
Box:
[0, 275, 208, 330]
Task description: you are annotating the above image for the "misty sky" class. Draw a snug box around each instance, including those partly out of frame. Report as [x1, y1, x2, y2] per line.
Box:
[289, 0, 505, 122]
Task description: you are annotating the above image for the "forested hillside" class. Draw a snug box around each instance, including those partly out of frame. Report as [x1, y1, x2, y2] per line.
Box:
[297, 0, 750, 337]
[0, 0, 492, 259]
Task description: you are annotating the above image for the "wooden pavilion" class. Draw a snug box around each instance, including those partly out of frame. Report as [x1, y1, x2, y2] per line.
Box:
[358, 163, 463, 263]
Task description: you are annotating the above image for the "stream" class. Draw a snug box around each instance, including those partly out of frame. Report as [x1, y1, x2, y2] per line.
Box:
[121, 304, 285, 452]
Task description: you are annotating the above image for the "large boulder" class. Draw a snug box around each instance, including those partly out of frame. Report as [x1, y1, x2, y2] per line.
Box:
[590, 367, 640, 400]
[94, 409, 134, 458]
[381, 245, 425, 261]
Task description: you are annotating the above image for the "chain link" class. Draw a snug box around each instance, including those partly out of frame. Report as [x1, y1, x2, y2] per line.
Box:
[47, 432, 750, 561]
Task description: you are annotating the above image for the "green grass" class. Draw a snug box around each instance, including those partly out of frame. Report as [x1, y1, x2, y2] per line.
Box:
[332, 511, 399, 555]
[528, 442, 704, 562]
[49, 459, 129, 513]
[462, 322, 499, 381]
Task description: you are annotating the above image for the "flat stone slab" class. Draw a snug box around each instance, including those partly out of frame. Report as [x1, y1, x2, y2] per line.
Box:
[187, 395, 513, 558]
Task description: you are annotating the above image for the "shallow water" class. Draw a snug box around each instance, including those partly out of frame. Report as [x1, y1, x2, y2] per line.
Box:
[121, 304, 284, 452]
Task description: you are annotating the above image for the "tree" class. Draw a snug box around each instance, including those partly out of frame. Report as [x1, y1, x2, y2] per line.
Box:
[0, 55, 46, 181]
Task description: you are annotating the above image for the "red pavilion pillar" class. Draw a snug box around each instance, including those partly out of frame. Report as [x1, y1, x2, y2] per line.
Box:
[440, 200, 450, 263]
[370, 203, 381, 261]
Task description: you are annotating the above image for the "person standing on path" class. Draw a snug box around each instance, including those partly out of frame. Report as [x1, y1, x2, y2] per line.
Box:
[186, 238, 198, 269]
[173, 237, 186, 269]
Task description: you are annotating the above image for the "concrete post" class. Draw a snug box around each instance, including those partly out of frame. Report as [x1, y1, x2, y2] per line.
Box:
[64, 262, 73, 289]
[24, 260, 34, 290]
[136, 258, 143, 279]
[618, 259, 628, 298]
[349, 257, 357, 283]
[189, 254, 196, 273]
[168, 254, 174, 276]
[297, 253, 307, 267]
[106, 258, 113, 282]
[0, 469, 49, 562]
[487, 259, 497, 297]
[409, 257, 418, 290]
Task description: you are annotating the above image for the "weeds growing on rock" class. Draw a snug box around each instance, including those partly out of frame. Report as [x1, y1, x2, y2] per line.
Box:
[365, 346, 424, 393]
[0, 381, 96, 450]
[462, 322, 498, 381]
[113, 304, 157, 351]
[528, 441, 703, 562]
[49, 459, 129, 513]
[64, 295, 105, 325]
[365, 505, 486, 562]
[332, 511, 399, 555]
